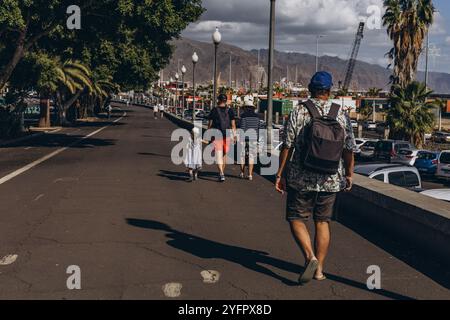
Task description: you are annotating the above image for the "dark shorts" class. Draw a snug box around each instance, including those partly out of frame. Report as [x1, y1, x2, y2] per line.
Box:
[286, 187, 337, 222]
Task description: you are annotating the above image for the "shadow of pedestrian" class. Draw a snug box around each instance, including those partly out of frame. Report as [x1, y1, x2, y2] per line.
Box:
[158, 170, 190, 182]
[139, 152, 171, 158]
[126, 218, 414, 300]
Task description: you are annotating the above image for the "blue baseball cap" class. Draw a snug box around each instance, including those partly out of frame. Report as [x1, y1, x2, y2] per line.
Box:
[309, 71, 333, 90]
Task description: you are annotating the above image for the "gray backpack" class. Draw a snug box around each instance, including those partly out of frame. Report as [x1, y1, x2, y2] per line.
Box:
[300, 100, 345, 174]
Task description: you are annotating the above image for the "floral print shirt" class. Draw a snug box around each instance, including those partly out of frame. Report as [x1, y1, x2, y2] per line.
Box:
[283, 99, 356, 192]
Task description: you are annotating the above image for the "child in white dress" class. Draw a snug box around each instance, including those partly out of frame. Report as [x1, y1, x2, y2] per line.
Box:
[184, 127, 203, 182]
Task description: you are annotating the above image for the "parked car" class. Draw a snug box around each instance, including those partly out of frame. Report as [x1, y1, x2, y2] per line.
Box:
[183, 109, 205, 120]
[354, 164, 422, 190]
[376, 122, 388, 134]
[392, 149, 420, 166]
[354, 139, 377, 158]
[354, 138, 368, 156]
[359, 140, 378, 160]
[432, 132, 450, 144]
[351, 120, 358, 129]
[436, 150, 450, 181]
[420, 189, 450, 202]
[374, 140, 415, 162]
[414, 151, 440, 175]
[363, 121, 377, 131]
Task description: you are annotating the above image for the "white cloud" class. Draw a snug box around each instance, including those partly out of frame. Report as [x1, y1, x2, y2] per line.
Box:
[430, 11, 447, 36]
[183, 0, 447, 69]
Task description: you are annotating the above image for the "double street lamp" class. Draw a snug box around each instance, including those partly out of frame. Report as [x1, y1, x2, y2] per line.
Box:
[181, 65, 186, 120]
[175, 72, 179, 114]
[192, 52, 199, 123]
[212, 27, 222, 110]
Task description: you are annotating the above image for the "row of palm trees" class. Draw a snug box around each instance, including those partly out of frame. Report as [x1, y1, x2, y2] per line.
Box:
[38, 59, 117, 128]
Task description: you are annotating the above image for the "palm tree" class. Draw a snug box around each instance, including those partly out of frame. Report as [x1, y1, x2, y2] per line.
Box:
[53, 60, 93, 125]
[386, 81, 436, 147]
[335, 88, 349, 97]
[87, 76, 119, 116]
[383, 0, 435, 88]
[367, 87, 383, 97]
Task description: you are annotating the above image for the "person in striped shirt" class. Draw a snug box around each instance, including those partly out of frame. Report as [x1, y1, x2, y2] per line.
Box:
[239, 96, 261, 181]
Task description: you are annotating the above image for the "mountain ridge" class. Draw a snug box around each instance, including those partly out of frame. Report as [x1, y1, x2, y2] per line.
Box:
[163, 38, 450, 94]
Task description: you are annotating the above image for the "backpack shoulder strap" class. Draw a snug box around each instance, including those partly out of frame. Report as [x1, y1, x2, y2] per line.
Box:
[302, 100, 321, 119]
[328, 103, 341, 120]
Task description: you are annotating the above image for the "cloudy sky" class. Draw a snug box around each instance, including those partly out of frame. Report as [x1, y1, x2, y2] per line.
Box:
[182, 0, 450, 74]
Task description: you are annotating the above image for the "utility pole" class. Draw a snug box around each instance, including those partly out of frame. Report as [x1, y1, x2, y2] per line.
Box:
[258, 49, 260, 67]
[267, 0, 276, 151]
[425, 29, 429, 89]
[229, 52, 232, 89]
[295, 65, 298, 84]
[316, 36, 319, 73]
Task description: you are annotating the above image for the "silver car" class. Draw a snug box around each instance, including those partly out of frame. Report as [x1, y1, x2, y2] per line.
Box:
[392, 149, 420, 166]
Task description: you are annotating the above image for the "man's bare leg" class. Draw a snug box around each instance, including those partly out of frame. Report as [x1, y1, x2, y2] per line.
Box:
[222, 150, 228, 175]
[216, 150, 224, 175]
[289, 220, 316, 261]
[314, 221, 331, 278]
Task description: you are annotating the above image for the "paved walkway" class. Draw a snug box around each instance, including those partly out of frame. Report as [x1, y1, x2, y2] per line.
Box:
[0, 104, 449, 299]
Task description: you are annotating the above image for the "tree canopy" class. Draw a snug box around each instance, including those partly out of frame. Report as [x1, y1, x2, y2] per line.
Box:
[0, 0, 205, 91]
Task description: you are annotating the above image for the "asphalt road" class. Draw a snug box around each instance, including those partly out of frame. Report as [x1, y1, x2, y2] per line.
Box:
[0, 105, 449, 300]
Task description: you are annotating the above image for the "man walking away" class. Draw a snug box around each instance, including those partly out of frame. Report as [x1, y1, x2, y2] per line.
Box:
[239, 95, 261, 181]
[275, 71, 356, 285]
[207, 94, 237, 182]
[159, 103, 165, 118]
[153, 104, 159, 119]
[106, 104, 112, 120]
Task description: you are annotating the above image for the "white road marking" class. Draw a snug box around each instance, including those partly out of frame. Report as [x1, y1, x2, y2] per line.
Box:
[24, 147, 33, 150]
[201, 270, 221, 284]
[162, 283, 182, 298]
[0, 113, 126, 186]
[53, 177, 79, 183]
[33, 194, 44, 201]
[0, 254, 18, 266]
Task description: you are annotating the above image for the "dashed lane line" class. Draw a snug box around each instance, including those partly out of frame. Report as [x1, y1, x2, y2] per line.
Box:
[0, 254, 18, 266]
[162, 283, 183, 298]
[201, 270, 221, 284]
[0, 113, 126, 186]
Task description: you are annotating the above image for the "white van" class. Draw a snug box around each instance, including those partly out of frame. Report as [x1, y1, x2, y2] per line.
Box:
[437, 151, 450, 180]
[354, 164, 422, 190]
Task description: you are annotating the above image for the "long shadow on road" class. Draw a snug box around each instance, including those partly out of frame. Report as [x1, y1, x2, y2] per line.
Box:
[126, 218, 414, 300]
[0, 133, 116, 149]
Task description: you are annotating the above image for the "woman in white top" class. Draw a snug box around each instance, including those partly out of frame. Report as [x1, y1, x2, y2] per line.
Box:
[184, 127, 203, 182]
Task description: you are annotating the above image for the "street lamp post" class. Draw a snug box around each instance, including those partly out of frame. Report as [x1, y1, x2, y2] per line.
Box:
[175, 73, 179, 115]
[212, 27, 222, 111]
[181, 65, 187, 121]
[267, 0, 276, 151]
[170, 78, 176, 113]
[316, 35, 324, 73]
[192, 52, 199, 123]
